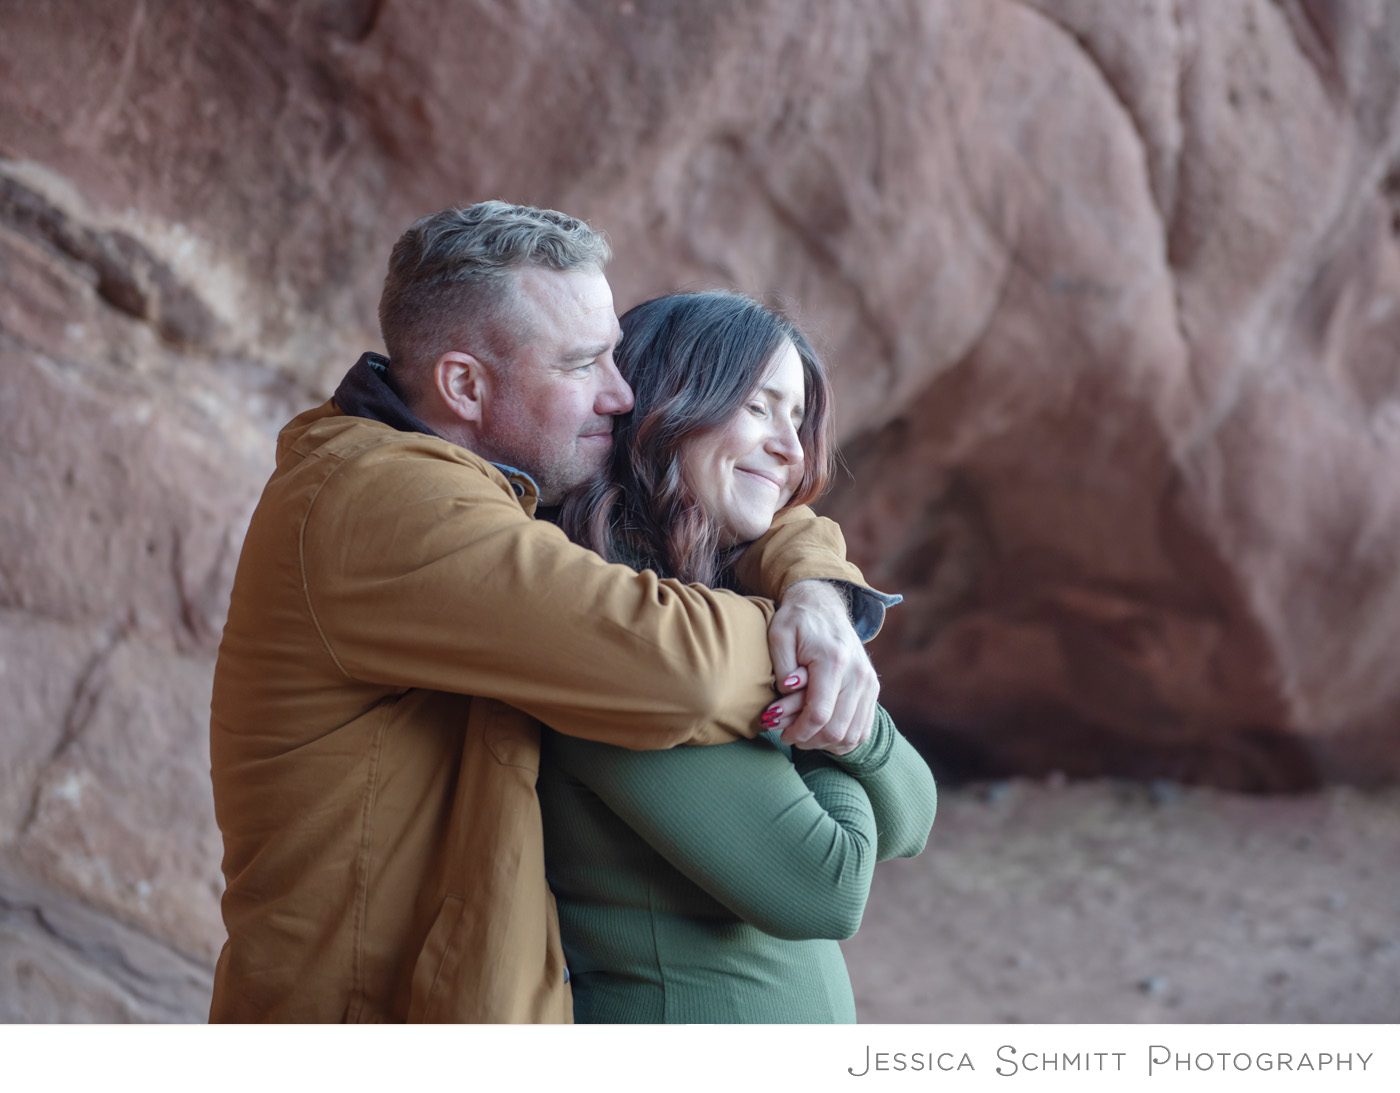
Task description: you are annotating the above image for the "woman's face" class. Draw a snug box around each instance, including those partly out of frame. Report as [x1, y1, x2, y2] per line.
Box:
[679, 340, 807, 547]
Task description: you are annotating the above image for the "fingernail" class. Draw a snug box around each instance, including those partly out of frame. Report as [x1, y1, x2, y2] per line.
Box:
[783, 675, 801, 688]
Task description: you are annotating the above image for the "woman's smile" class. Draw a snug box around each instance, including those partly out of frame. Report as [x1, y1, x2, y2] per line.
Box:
[735, 467, 784, 490]
[681, 341, 806, 546]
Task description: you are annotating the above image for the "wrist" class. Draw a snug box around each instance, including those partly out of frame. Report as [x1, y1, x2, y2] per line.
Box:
[782, 577, 850, 614]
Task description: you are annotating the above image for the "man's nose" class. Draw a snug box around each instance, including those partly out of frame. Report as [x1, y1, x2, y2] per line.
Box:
[596, 357, 634, 415]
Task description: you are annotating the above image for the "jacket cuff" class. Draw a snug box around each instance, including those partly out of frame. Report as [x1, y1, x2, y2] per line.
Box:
[793, 578, 903, 642]
[841, 581, 903, 643]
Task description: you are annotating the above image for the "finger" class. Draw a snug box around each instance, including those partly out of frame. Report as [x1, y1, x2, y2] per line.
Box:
[781, 656, 840, 747]
[766, 615, 799, 684]
[761, 687, 807, 731]
[851, 678, 878, 750]
[775, 665, 807, 694]
[809, 664, 862, 753]
[828, 675, 878, 756]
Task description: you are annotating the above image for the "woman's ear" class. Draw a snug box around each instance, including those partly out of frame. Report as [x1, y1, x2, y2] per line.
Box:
[434, 350, 490, 427]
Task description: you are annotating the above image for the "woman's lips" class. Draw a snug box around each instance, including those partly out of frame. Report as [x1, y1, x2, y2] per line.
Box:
[735, 467, 782, 490]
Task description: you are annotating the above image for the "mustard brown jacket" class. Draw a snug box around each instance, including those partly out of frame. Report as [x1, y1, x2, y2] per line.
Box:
[208, 365, 876, 1023]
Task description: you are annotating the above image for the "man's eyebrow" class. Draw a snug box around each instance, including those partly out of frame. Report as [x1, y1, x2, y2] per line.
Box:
[565, 338, 615, 361]
[568, 325, 622, 361]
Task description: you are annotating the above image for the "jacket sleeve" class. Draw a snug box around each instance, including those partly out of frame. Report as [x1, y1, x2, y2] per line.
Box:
[299, 436, 776, 749]
[545, 728, 878, 940]
[793, 706, 937, 861]
[734, 505, 867, 597]
[733, 505, 901, 642]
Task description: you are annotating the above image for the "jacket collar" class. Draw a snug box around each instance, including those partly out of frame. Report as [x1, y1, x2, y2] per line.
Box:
[333, 352, 541, 501]
[333, 352, 441, 437]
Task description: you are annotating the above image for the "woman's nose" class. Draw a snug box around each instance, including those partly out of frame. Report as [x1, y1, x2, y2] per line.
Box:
[768, 419, 803, 465]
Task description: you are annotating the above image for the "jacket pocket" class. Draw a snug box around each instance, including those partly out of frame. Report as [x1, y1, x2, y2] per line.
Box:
[407, 895, 465, 1023]
[481, 700, 541, 773]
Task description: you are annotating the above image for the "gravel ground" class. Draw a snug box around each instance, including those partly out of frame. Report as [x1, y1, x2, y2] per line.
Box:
[843, 779, 1400, 1023]
[3, 778, 1396, 1023]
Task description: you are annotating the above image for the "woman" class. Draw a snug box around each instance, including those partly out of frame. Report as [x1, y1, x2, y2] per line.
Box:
[540, 291, 936, 1023]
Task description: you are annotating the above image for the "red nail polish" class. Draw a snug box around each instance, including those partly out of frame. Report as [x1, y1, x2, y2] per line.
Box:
[783, 675, 801, 688]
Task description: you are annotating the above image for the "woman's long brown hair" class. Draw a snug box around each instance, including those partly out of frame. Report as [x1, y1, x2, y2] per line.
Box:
[560, 291, 833, 586]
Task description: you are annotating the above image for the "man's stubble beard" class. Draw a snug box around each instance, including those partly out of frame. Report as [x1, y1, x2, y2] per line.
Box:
[486, 407, 602, 505]
[530, 440, 602, 505]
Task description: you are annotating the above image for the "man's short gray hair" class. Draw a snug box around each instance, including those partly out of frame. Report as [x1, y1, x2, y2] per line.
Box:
[378, 200, 611, 405]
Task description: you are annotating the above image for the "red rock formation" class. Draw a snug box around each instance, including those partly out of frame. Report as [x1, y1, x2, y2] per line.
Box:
[822, 0, 1400, 789]
[1, 0, 1398, 1018]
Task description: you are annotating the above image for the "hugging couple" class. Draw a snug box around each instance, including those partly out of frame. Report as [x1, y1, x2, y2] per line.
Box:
[208, 200, 936, 1023]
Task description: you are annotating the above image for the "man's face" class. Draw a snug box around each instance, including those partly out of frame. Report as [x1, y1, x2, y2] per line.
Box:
[479, 266, 632, 504]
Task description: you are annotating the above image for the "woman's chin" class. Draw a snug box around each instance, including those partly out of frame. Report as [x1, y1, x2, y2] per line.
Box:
[719, 516, 776, 547]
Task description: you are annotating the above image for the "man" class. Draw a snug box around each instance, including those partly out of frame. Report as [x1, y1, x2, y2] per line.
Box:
[209, 201, 894, 1022]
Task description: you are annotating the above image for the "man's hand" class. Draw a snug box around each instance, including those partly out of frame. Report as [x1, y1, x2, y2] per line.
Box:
[762, 579, 878, 755]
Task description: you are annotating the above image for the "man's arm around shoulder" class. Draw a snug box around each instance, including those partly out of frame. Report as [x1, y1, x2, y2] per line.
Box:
[299, 437, 777, 749]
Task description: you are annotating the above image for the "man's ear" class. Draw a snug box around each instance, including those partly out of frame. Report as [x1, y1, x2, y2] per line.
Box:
[433, 350, 491, 427]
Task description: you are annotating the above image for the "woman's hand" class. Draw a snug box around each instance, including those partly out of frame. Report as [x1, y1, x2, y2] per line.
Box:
[761, 666, 808, 733]
[761, 667, 876, 758]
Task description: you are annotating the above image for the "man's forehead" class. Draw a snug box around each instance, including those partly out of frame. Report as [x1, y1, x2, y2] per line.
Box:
[514, 264, 615, 319]
[508, 265, 619, 361]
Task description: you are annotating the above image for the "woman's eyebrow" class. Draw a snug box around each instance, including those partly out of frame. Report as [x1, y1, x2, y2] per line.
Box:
[758, 383, 803, 409]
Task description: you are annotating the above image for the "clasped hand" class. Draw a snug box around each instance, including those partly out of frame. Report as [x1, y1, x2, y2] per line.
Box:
[761, 579, 878, 756]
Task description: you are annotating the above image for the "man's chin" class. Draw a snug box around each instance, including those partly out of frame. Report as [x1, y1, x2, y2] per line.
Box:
[577, 442, 613, 475]
[538, 460, 607, 504]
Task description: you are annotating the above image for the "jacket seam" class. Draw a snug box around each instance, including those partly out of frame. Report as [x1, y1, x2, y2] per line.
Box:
[348, 701, 391, 1016]
[298, 453, 354, 679]
[294, 433, 523, 680]
[422, 917, 449, 1014]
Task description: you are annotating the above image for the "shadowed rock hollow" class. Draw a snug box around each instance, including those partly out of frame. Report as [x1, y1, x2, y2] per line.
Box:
[1, 0, 1398, 1020]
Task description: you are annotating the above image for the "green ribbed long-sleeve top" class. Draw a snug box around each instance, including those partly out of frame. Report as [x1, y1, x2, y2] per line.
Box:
[538, 705, 936, 1023]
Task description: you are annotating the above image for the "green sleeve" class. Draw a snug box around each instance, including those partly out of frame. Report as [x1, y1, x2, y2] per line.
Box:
[546, 730, 878, 941]
[793, 705, 937, 862]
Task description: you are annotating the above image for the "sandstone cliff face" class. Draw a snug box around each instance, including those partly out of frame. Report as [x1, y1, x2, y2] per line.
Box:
[819, 0, 1400, 789]
[1, 0, 1397, 1019]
